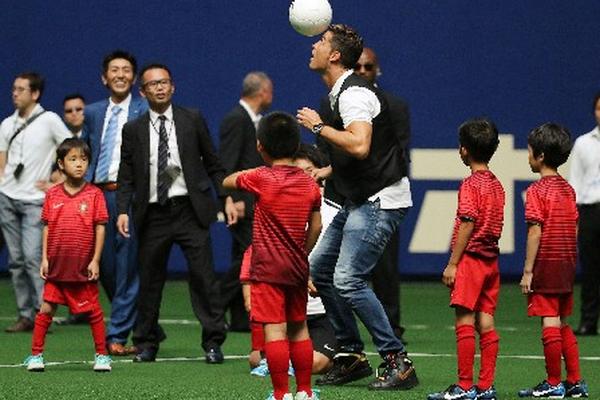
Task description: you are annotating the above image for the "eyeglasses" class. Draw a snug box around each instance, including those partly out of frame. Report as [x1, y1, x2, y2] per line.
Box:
[355, 63, 375, 72]
[64, 107, 83, 114]
[143, 79, 171, 89]
[12, 86, 30, 94]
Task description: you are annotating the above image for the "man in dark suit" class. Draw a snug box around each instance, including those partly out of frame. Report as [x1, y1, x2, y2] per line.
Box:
[81, 51, 148, 355]
[116, 63, 230, 364]
[218, 71, 272, 332]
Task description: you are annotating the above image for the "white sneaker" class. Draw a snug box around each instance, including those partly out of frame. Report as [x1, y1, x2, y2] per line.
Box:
[295, 389, 320, 400]
[24, 354, 45, 372]
[266, 392, 293, 400]
[93, 354, 112, 372]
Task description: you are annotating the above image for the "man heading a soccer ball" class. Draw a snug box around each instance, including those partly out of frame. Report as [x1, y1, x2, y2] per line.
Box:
[296, 25, 418, 391]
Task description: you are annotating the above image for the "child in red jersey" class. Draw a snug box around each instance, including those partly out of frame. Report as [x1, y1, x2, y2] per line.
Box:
[517, 123, 588, 399]
[223, 112, 322, 400]
[24, 138, 110, 372]
[428, 118, 505, 400]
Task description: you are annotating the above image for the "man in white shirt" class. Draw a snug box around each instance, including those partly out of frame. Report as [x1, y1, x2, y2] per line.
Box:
[569, 92, 600, 336]
[0, 72, 71, 332]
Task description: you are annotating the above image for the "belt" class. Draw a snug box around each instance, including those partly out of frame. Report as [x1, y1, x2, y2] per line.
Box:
[151, 195, 190, 208]
[96, 182, 118, 191]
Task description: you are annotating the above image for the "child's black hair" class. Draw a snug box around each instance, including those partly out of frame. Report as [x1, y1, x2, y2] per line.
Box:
[256, 111, 300, 159]
[294, 143, 328, 168]
[458, 118, 499, 163]
[528, 123, 572, 168]
[56, 137, 91, 162]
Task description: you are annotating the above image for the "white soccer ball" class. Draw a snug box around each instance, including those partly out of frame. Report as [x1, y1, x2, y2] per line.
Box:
[289, 0, 333, 37]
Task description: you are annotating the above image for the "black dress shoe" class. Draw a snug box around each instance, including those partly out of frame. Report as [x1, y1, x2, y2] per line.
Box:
[132, 348, 157, 362]
[205, 347, 224, 364]
[574, 325, 598, 336]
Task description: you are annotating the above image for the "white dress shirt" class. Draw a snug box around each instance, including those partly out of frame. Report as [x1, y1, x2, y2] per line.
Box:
[98, 94, 131, 183]
[569, 126, 600, 204]
[239, 99, 262, 129]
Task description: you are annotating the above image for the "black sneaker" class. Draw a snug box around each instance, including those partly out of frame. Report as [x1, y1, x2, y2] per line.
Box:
[315, 352, 373, 385]
[368, 352, 419, 390]
[564, 380, 589, 398]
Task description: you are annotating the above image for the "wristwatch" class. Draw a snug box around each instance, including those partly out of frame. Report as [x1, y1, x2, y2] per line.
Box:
[311, 122, 324, 135]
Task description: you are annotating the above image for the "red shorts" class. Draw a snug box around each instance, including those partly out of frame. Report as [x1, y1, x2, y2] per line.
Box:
[450, 253, 500, 315]
[251, 282, 307, 324]
[527, 292, 573, 317]
[43, 281, 101, 314]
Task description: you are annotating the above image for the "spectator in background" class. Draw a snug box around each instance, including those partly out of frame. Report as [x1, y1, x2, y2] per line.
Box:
[62, 94, 86, 137]
[0, 72, 71, 333]
[218, 71, 273, 332]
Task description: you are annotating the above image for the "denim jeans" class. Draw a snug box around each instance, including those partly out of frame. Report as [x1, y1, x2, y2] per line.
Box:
[310, 199, 407, 355]
[0, 193, 44, 321]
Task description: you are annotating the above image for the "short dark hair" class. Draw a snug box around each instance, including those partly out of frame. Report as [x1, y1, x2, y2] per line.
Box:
[139, 63, 173, 84]
[256, 112, 300, 159]
[63, 93, 85, 105]
[294, 143, 328, 168]
[458, 118, 499, 163]
[16, 72, 45, 100]
[327, 24, 364, 69]
[56, 138, 91, 162]
[528, 123, 572, 168]
[102, 50, 137, 75]
[592, 91, 600, 115]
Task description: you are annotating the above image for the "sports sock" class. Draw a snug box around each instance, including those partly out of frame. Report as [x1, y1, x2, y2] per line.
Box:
[289, 339, 313, 396]
[456, 324, 476, 390]
[251, 322, 265, 352]
[31, 312, 53, 355]
[542, 327, 563, 386]
[88, 307, 107, 355]
[264, 339, 290, 400]
[561, 325, 581, 384]
[477, 329, 499, 390]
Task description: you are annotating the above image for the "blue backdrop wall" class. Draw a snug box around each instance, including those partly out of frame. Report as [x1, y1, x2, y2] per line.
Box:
[1, 1, 599, 277]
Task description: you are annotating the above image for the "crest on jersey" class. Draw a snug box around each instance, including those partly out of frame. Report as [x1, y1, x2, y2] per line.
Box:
[79, 201, 88, 213]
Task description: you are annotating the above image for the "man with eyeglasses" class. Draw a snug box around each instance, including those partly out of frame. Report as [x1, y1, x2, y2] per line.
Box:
[62, 94, 86, 137]
[116, 63, 229, 364]
[0, 72, 71, 333]
[81, 50, 148, 357]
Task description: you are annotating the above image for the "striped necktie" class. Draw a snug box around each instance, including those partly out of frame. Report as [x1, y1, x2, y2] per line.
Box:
[157, 115, 170, 205]
[95, 105, 122, 182]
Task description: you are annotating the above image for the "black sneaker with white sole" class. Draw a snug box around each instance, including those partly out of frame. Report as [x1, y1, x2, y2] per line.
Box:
[315, 352, 373, 386]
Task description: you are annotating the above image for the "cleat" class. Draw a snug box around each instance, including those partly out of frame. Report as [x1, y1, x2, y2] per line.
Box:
[251, 358, 270, 377]
[564, 380, 589, 398]
[295, 389, 321, 400]
[427, 384, 477, 400]
[93, 354, 112, 372]
[265, 392, 293, 400]
[24, 354, 45, 372]
[518, 380, 565, 398]
[368, 353, 418, 390]
[315, 352, 372, 385]
[476, 385, 497, 400]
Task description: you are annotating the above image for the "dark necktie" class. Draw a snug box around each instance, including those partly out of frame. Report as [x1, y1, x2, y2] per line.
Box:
[157, 115, 170, 205]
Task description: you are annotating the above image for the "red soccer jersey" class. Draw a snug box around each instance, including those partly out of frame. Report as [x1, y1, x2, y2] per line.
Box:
[525, 175, 578, 293]
[451, 170, 505, 259]
[41, 183, 108, 282]
[237, 165, 321, 287]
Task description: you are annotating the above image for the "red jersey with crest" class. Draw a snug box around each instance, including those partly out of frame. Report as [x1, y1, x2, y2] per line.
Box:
[237, 165, 321, 287]
[451, 170, 505, 259]
[41, 183, 108, 282]
[525, 175, 578, 293]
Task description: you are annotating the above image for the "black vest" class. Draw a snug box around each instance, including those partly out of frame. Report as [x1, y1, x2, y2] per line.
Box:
[323, 74, 408, 204]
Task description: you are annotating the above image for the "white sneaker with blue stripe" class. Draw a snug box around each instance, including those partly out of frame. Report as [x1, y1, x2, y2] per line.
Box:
[93, 354, 112, 372]
[24, 354, 45, 372]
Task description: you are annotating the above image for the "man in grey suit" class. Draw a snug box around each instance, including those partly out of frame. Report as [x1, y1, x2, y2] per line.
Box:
[81, 50, 148, 356]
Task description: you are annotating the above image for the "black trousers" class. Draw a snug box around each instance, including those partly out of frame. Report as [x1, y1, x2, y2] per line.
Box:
[218, 217, 252, 331]
[133, 197, 226, 351]
[578, 204, 600, 330]
[371, 230, 403, 336]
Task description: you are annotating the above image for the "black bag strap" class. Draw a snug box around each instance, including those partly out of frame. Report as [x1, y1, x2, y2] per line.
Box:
[8, 110, 46, 149]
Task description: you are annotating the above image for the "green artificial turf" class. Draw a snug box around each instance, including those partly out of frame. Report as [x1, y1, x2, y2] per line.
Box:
[0, 279, 597, 399]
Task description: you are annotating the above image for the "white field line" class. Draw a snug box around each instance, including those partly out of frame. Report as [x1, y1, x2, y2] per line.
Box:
[3, 352, 599, 369]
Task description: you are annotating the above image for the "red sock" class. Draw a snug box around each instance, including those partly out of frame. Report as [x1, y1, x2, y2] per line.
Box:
[264, 340, 290, 400]
[251, 322, 265, 352]
[88, 307, 107, 355]
[289, 339, 313, 396]
[456, 324, 476, 390]
[542, 327, 563, 386]
[478, 329, 499, 389]
[561, 325, 581, 383]
[31, 312, 53, 355]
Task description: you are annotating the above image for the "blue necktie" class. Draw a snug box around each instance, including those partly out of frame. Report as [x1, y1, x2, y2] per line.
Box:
[95, 105, 122, 182]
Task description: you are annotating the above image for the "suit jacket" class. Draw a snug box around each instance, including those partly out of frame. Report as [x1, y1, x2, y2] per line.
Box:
[116, 105, 226, 233]
[82, 96, 148, 182]
[218, 104, 263, 217]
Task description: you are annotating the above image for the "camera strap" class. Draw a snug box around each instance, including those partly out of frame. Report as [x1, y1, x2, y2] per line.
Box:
[8, 110, 46, 149]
